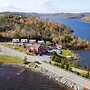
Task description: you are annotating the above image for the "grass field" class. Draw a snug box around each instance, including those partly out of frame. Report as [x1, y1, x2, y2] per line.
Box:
[61, 49, 73, 57]
[71, 67, 90, 76]
[0, 55, 24, 64]
[3, 44, 26, 52]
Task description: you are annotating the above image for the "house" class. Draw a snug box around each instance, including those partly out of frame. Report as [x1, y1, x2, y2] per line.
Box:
[27, 43, 47, 55]
[12, 39, 19, 43]
[55, 44, 62, 49]
[38, 40, 44, 44]
[29, 40, 44, 44]
[21, 39, 28, 43]
[29, 40, 36, 44]
[50, 43, 62, 49]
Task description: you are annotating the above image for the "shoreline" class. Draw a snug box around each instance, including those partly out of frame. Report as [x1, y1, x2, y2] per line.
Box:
[22, 63, 78, 90]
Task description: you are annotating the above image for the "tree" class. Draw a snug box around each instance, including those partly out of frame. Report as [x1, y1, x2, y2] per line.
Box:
[66, 63, 69, 70]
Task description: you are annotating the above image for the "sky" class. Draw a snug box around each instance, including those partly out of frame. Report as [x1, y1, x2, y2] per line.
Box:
[0, 0, 90, 13]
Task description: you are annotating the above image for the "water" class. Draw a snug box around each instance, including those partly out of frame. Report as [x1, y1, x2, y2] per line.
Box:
[40, 16, 90, 41]
[40, 15, 90, 68]
[0, 65, 70, 90]
[77, 50, 90, 68]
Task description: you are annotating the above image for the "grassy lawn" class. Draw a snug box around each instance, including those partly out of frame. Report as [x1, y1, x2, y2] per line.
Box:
[0, 55, 24, 64]
[3, 44, 35, 55]
[71, 67, 90, 76]
[60, 49, 73, 57]
[3, 44, 26, 52]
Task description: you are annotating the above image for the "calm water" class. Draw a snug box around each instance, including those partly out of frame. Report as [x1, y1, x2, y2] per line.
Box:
[40, 16, 90, 41]
[77, 50, 90, 68]
[40, 16, 90, 68]
[0, 65, 70, 90]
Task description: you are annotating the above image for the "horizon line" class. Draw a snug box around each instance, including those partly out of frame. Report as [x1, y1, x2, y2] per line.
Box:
[0, 10, 90, 14]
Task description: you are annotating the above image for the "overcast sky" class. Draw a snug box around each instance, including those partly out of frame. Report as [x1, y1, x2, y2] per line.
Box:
[0, 0, 90, 13]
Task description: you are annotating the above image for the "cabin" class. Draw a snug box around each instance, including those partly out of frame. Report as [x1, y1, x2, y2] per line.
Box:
[12, 39, 19, 43]
[51, 43, 62, 49]
[27, 43, 47, 55]
[21, 39, 28, 43]
[29, 40, 36, 44]
[38, 40, 44, 44]
[55, 43, 62, 49]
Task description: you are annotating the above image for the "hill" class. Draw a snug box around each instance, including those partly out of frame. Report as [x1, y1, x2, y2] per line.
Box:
[0, 12, 89, 50]
[1, 12, 90, 18]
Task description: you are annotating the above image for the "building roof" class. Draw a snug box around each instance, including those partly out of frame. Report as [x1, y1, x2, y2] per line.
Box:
[12, 39, 19, 43]
[21, 39, 28, 43]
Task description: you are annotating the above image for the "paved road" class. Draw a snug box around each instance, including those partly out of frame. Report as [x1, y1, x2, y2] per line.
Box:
[0, 45, 26, 59]
[0, 44, 51, 62]
[0, 44, 90, 90]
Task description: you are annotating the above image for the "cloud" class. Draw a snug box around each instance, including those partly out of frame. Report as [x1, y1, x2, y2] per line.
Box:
[7, 0, 50, 13]
[0, 0, 59, 13]
[0, 0, 90, 13]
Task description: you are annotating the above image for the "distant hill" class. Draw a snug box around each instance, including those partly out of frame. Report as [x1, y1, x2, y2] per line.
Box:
[0, 12, 39, 17]
[0, 12, 90, 19]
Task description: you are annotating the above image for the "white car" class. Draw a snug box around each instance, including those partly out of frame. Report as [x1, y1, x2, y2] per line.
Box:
[48, 49, 61, 55]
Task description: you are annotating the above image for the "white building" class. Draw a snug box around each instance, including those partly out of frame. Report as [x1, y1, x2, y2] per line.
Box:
[21, 39, 28, 43]
[38, 40, 44, 44]
[12, 39, 19, 43]
[29, 40, 36, 44]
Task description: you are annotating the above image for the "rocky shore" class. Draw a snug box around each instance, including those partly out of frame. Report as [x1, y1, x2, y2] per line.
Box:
[26, 62, 90, 90]
[23, 63, 78, 90]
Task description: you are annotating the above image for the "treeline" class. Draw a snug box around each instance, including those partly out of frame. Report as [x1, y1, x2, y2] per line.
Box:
[0, 15, 72, 40]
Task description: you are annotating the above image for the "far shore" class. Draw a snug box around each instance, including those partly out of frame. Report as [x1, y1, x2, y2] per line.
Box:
[81, 16, 90, 24]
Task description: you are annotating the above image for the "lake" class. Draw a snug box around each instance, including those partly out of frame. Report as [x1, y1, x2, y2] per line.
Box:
[40, 16, 90, 68]
[40, 16, 90, 41]
[0, 65, 70, 90]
